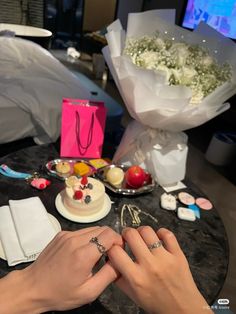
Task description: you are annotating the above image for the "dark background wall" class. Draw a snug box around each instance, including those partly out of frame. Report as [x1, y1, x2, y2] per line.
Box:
[0, 0, 186, 31]
[142, 0, 186, 24]
[116, 0, 186, 28]
[116, 0, 143, 29]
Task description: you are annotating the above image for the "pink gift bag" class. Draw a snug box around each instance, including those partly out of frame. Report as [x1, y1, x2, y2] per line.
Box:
[60, 99, 107, 158]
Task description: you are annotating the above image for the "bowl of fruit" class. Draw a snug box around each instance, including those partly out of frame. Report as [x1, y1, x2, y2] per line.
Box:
[96, 164, 156, 195]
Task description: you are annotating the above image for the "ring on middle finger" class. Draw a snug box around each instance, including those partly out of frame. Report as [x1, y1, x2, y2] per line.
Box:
[148, 240, 163, 251]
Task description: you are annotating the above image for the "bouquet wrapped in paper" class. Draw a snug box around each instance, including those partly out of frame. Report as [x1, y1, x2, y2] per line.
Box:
[103, 9, 236, 186]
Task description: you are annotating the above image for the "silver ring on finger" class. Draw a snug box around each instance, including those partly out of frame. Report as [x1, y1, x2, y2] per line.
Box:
[148, 240, 163, 251]
[89, 237, 107, 255]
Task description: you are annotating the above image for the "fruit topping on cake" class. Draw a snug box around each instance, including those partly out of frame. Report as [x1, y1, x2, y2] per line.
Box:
[81, 175, 88, 186]
[63, 176, 105, 216]
[66, 176, 78, 188]
[85, 195, 91, 204]
[74, 190, 83, 200]
[66, 175, 92, 203]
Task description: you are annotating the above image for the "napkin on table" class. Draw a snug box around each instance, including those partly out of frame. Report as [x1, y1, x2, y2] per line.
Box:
[0, 197, 58, 266]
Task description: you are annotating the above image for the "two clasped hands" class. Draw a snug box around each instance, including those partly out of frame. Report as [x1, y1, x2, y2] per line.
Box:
[0, 226, 213, 314]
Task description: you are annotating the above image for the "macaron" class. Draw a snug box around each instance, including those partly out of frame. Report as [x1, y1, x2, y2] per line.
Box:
[178, 192, 195, 206]
[195, 197, 213, 210]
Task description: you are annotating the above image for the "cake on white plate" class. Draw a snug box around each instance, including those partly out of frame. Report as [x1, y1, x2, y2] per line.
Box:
[63, 175, 105, 216]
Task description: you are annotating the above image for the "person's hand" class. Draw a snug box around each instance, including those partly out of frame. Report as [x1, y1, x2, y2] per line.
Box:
[18, 226, 122, 313]
[108, 226, 213, 314]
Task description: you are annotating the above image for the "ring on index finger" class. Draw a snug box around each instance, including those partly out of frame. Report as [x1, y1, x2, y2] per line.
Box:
[89, 237, 107, 255]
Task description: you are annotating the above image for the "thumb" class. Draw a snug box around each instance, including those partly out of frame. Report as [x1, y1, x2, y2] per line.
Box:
[80, 261, 119, 303]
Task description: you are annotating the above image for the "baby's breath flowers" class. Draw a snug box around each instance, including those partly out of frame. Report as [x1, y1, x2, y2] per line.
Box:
[124, 35, 232, 104]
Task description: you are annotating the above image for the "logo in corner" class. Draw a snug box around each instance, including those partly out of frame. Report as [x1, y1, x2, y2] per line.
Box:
[217, 299, 229, 305]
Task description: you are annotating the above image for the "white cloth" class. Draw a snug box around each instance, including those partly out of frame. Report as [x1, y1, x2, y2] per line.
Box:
[0, 197, 58, 266]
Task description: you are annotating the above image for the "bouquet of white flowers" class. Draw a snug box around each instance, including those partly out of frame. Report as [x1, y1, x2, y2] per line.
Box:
[124, 35, 231, 105]
[103, 9, 236, 186]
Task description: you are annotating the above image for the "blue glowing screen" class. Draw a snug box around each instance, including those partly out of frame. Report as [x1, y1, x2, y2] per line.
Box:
[182, 0, 236, 39]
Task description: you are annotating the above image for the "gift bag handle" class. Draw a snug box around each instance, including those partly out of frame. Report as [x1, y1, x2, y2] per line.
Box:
[76, 111, 95, 155]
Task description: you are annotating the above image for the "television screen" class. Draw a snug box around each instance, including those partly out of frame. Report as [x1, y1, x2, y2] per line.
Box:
[182, 0, 236, 39]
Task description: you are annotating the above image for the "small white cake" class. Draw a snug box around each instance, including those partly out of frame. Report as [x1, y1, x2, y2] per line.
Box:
[63, 176, 105, 216]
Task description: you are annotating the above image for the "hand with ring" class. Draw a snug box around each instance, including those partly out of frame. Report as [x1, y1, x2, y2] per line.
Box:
[108, 226, 212, 314]
[1, 226, 122, 313]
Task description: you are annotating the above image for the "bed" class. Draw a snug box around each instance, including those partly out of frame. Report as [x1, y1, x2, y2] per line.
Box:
[0, 36, 92, 145]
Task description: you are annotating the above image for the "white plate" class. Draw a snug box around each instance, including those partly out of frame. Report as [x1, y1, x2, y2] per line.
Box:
[55, 191, 111, 223]
[0, 214, 61, 261]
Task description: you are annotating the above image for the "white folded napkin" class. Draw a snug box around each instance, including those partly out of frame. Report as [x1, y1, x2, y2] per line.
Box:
[0, 197, 58, 266]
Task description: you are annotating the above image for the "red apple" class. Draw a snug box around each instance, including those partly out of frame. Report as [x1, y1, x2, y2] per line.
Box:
[144, 172, 152, 185]
[125, 165, 146, 188]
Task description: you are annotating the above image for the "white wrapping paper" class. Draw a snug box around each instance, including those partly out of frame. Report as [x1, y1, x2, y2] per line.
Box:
[113, 120, 188, 185]
[103, 10, 236, 185]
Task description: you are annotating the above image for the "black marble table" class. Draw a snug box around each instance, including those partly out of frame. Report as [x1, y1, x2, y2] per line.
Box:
[0, 144, 229, 314]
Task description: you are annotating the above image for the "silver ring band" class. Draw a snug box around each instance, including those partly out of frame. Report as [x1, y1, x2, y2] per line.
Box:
[148, 240, 163, 251]
[89, 237, 107, 255]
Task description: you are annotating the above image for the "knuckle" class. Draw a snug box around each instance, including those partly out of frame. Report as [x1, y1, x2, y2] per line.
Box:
[165, 231, 175, 240]
[150, 264, 166, 281]
[55, 230, 68, 241]
[103, 227, 116, 239]
[122, 227, 137, 240]
[108, 244, 121, 257]
[158, 228, 174, 238]
[63, 235, 79, 250]
[143, 225, 153, 232]
[139, 225, 153, 235]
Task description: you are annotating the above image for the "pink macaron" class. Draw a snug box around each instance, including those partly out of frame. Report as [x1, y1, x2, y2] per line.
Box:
[195, 197, 213, 210]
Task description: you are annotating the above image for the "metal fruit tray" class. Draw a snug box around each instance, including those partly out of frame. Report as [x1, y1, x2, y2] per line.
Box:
[95, 164, 156, 195]
[45, 159, 94, 180]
